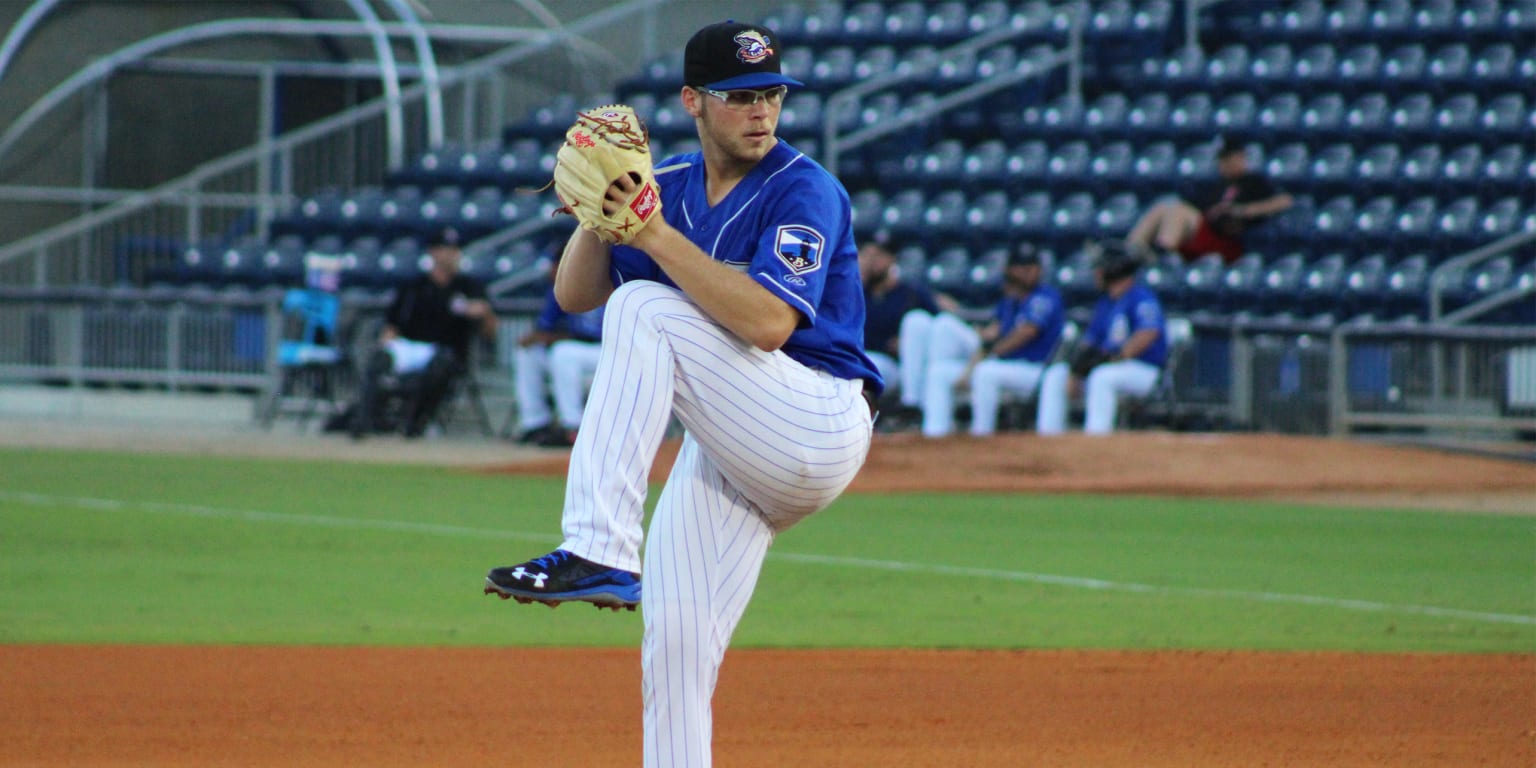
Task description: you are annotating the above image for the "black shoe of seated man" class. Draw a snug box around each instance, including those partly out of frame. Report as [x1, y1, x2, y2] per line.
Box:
[515, 424, 555, 445]
[536, 427, 577, 448]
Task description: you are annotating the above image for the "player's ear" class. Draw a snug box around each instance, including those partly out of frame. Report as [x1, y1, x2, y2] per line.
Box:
[681, 86, 703, 118]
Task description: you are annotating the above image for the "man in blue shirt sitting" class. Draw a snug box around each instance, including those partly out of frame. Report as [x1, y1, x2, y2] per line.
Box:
[1037, 240, 1167, 435]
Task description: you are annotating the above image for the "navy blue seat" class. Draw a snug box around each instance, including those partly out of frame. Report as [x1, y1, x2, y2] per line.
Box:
[1482, 143, 1529, 195]
[1082, 92, 1130, 134]
[1471, 44, 1518, 92]
[335, 186, 387, 241]
[1168, 93, 1214, 136]
[1009, 191, 1055, 234]
[880, 190, 927, 238]
[1381, 45, 1428, 93]
[1046, 140, 1092, 181]
[1125, 92, 1171, 135]
[1400, 143, 1443, 184]
[1297, 253, 1348, 315]
[1299, 92, 1346, 137]
[1479, 93, 1528, 139]
[810, 46, 856, 89]
[1436, 196, 1482, 251]
[923, 246, 972, 295]
[1335, 44, 1383, 91]
[1088, 141, 1136, 192]
[1341, 253, 1390, 318]
[1352, 196, 1397, 248]
[1382, 254, 1430, 318]
[1434, 93, 1481, 142]
[1179, 253, 1225, 310]
[965, 190, 1012, 236]
[1478, 198, 1524, 240]
[1293, 43, 1338, 83]
[921, 189, 970, 239]
[1256, 92, 1303, 136]
[962, 140, 1011, 186]
[1212, 92, 1257, 132]
[1344, 92, 1392, 138]
[1310, 143, 1356, 196]
[1312, 195, 1358, 247]
[1006, 140, 1051, 184]
[1094, 192, 1141, 235]
[456, 186, 505, 239]
[1130, 141, 1179, 193]
[1255, 252, 1308, 314]
[1393, 197, 1439, 248]
[910, 139, 965, 190]
[1354, 143, 1402, 195]
[1389, 93, 1437, 139]
[1174, 142, 1218, 182]
[1217, 252, 1266, 313]
[850, 189, 884, 236]
[377, 186, 424, 240]
[1323, 0, 1370, 34]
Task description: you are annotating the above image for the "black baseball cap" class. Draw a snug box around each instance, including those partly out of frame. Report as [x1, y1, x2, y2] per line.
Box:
[1008, 243, 1041, 267]
[684, 21, 804, 91]
[425, 225, 462, 249]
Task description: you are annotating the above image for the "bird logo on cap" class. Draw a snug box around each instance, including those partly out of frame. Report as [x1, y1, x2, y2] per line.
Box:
[733, 30, 773, 64]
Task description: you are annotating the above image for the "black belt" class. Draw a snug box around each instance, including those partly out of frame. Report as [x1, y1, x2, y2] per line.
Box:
[861, 386, 878, 419]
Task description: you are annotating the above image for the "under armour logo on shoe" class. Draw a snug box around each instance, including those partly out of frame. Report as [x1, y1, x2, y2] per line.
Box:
[511, 566, 548, 589]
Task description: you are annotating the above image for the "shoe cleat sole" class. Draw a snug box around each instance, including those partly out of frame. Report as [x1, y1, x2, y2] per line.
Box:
[484, 579, 636, 611]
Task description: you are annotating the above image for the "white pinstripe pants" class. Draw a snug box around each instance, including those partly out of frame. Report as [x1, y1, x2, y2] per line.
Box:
[556, 281, 873, 768]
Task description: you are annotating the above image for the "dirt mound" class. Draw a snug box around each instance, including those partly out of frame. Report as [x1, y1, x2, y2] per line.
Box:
[487, 432, 1536, 513]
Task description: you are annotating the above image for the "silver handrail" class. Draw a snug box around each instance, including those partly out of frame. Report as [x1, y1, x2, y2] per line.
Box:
[821, 8, 1086, 177]
[1428, 230, 1536, 322]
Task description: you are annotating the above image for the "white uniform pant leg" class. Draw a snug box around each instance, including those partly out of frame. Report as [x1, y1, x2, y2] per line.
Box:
[919, 359, 970, 437]
[896, 310, 934, 407]
[1083, 360, 1161, 434]
[1036, 362, 1072, 435]
[918, 313, 980, 438]
[641, 437, 772, 768]
[560, 281, 873, 572]
[549, 339, 601, 430]
[969, 359, 1045, 436]
[512, 345, 552, 431]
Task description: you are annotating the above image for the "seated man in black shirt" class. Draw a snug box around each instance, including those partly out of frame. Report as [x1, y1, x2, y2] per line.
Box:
[1127, 139, 1293, 264]
[350, 226, 497, 438]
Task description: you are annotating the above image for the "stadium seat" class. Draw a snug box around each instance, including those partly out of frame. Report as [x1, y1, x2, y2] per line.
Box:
[1310, 143, 1356, 195]
[923, 246, 972, 294]
[1257, 92, 1303, 134]
[965, 190, 1012, 235]
[1095, 192, 1141, 234]
[1083, 92, 1130, 132]
[335, 186, 386, 240]
[1256, 252, 1308, 314]
[1046, 141, 1092, 180]
[921, 189, 970, 237]
[1213, 92, 1257, 131]
[1355, 143, 1402, 192]
[1382, 253, 1430, 318]
[1297, 253, 1348, 315]
[1390, 93, 1437, 138]
[1293, 43, 1339, 82]
[1381, 45, 1428, 90]
[1436, 196, 1482, 250]
[1324, 0, 1370, 33]
[1130, 141, 1179, 192]
[851, 189, 884, 235]
[1300, 92, 1346, 135]
[1168, 93, 1214, 135]
[1125, 92, 1171, 134]
[1369, 0, 1414, 34]
[1341, 253, 1389, 317]
[1479, 198, 1523, 239]
[1344, 92, 1392, 137]
[1434, 93, 1481, 141]
[1009, 191, 1055, 234]
[1088, 141, 1136, 192]
[1175, 142, 1218, 180]
[1336, 44, 1383, 89]
[1400, 143, 1444, 183]
[911, 139, 965, 190]
[962, 140, 1011, 185]
[1479, 93, 1528, 138]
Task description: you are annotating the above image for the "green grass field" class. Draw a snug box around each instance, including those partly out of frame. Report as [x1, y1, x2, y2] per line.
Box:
[2, 447, 1532, 652]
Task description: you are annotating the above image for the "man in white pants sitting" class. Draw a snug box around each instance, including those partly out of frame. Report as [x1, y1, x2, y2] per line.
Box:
[1037, 240, 1167, 435]
[513, 280, 603, 447]
[917, 244, 1066, 437]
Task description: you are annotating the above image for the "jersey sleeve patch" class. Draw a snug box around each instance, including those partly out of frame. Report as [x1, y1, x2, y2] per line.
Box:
[774, 225, 825, 275]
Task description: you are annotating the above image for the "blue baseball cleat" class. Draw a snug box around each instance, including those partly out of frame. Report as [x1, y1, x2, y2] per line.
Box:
[485, 549, 640, 611]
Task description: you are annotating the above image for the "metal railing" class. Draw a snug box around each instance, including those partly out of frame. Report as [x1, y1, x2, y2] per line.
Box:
[0, 0, 670, 289]
[821, 7, 1086, 177]
[1428, 230, 1536, 323]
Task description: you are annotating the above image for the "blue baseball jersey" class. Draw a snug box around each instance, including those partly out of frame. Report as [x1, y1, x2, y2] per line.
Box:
[995, 284, 1065, 363]
[1083, 282, 1167, 367]
[609, 140, 883, 393]
[535, 285, 604, 341]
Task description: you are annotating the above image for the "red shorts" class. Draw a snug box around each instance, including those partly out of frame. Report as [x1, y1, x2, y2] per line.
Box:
[1179, 218, 1243, 264]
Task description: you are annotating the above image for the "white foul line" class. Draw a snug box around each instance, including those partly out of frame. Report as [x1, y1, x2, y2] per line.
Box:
[5, 490, 1533, 627]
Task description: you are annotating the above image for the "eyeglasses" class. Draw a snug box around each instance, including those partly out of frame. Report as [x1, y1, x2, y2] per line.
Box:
[696, 85, 788, 110]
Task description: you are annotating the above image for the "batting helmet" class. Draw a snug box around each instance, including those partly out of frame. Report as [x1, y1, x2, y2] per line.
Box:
[1091, 239, 1142, 283]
